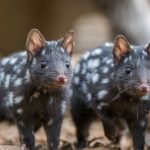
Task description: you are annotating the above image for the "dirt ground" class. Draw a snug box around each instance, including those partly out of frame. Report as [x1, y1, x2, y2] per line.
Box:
[0, 110, 150, 150]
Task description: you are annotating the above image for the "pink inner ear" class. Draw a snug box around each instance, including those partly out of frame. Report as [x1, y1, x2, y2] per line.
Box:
[62, 32, 74, 55]
[67, 43, 73, 54]
[66, 38, 74, 53]
[118, 43, 126, 55]
[118, 39, 129, 56]
[26, 31, 45, 54]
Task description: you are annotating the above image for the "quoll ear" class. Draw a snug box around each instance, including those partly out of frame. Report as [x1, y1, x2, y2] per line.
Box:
[146, 43, 150, 55]
[26, 29, 46, 60]
[61, 30, 74, 56]
[113, 35, 131, 64]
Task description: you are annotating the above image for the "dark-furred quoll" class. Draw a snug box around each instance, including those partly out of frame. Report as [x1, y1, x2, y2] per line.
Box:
[71, 35, 150, 150]
[0, 29, 74, 150]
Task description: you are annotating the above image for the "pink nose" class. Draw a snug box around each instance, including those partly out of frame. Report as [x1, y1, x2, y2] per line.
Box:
[137, 84, 149, 93]
[57, 75, 67, 84]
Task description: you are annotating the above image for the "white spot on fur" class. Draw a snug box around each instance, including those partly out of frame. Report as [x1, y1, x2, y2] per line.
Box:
[16, 108, 23, 114]
[13, 65, 20, 71]
[91, 48, 102, 56]
[60, 47, 65, 53]
[81, 66, 86, 75]
[9, 58, 17, 65]
[123, 58, 128, 63]
[92, 73, 99, 83]
[85, 73, 91, 80]
[90, 59, 100, 69]
[140, 120, 146, 127]
[87, 93, 92, 101]
[129, 55, 132, 61]
[101, 78, 109, 84]
[82, 51, 90, 60]
[102, 67, 109, 73]
[111, 63, 114, 67]
[32, 58, 37, 65]
[42, 50, 46, 55]
[74, 63, 80, 73]
[102, 57, 109, 62]
[61, 101, 67, 114]
[97, 90, 108, 100]
[8, 92, 14, 106]
[25, 69, 31, 83]
[74, 77, 80, 84]
[49, 98, 54, 105]
[142, 50, 147, 56]
[106, 59, 113, 64]
[0, 72, 5, 82]
[141, 95, 150, 101]
[14, 78, 22, 86]
[48, 119, 53, 126]
[4, 74, 11, 88]
[51, 142, 54, 148]
[16, 68, 21, 74]
[19, 51, 26, 56]
[97, 105, 102, 110]
[81, 83, 87, 93]
[100, 102, 108, 107]
[14, 96, 24, 104]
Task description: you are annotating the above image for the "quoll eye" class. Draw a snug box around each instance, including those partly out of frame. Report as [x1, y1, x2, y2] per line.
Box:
[125, 67, 131, 74]
[66, 63, 70, 68]
[66, 62, 70, 68]
[41, 61, 47, 68]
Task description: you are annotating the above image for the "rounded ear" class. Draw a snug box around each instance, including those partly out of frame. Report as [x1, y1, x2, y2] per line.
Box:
[26, 29, 46, 61]
[113, 35, 131, 64]
[60, 30, 74, 56]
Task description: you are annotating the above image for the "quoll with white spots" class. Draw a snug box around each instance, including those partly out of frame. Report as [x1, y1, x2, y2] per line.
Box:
[71, 35, 150, 150]
[0, 29, 74, 150]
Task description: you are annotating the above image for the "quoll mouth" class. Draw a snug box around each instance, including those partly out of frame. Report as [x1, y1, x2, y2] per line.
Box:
[56, 75, 67, 85]
[136, 84, 149, 96]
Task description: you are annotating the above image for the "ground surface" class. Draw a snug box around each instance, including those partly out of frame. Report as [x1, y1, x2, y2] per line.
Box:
[0, 111, 150, 150]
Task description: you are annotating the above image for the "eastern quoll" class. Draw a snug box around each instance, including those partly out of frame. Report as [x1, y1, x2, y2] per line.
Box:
[0, 29, 74, 150]
[71, 35, 150, 150]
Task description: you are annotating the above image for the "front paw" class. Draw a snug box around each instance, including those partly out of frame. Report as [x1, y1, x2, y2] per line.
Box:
[104, 128, 119, 143]
[21, 144, 29, 150]
[21, 144, 35, 150]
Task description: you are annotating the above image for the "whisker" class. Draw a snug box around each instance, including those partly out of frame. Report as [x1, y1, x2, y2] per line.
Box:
[111, 87, 130, 102]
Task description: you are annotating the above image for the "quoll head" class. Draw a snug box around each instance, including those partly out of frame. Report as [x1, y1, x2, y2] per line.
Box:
[113, 35, 150, 97]
[26, 29, 74, 88]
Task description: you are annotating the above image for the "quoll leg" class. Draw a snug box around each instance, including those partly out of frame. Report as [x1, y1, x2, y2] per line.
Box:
[43, 101, 65, 150]
[71, 101, 95, 149]
[17, 122, 35, 150]
[96, 107, 120, 143]
[125, 112, 148, 150]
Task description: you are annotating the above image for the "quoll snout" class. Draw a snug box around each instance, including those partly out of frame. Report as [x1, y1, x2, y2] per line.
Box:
[56, 75, 67, 84]
[137, 83, 149, 95]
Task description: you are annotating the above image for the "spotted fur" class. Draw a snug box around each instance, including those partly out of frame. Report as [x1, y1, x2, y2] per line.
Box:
[71, 35, 150, 150]
[0, 29, 74, 150]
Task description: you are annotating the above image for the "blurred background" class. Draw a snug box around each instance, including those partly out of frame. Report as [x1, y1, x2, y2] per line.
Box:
[0, 0, 150, 149]
[0, 0, 150, 56]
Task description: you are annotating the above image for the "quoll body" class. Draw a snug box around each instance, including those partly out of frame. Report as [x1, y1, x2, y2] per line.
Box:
[71, 35, 150, 150]
[0, 29, 74, 150]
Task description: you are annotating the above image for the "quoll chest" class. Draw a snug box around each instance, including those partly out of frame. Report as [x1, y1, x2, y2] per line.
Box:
[16, 90, 55, 120]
